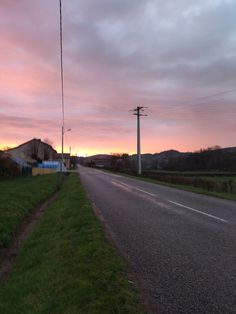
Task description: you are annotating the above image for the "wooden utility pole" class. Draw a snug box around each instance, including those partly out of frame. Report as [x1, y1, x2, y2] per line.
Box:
[131, 106, 147, 175]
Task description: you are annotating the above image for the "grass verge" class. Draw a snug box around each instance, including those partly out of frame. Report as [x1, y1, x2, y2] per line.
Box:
[132, 176, 236, 201]
[0, 174, 61, 248]
[99, 168, 236, 201]
[131, 175, 236, 201]
[0, 174, 142, 314]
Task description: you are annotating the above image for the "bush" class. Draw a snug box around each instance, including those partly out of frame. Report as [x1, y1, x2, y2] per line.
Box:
[0, 155, 20, 177]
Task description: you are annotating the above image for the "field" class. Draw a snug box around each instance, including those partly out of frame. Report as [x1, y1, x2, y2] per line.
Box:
[0, 174, 142, 313]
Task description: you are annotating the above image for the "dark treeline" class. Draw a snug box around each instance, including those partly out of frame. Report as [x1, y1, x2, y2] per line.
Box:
[162, 147, 236, 172]
[81, 148, 236, 195]
[81, 146, 236, 173]
[0, 151, 20, 177]
[107, 147, 236, 172]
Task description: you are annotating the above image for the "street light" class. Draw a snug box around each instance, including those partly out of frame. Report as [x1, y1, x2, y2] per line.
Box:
[61, 127, 71, 172]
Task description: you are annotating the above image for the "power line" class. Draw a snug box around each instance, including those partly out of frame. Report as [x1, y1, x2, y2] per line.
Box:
[142, 90, 236, 118]
[140, 87, 236, 104]
[140, 87, 236, 109]
[194, 88, 236, 101]
[170, 88, 236, 112]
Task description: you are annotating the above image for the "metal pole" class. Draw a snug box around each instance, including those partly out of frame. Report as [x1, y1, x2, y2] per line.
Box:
[137, 107, 142, 175]
[59, 0, 64, 173]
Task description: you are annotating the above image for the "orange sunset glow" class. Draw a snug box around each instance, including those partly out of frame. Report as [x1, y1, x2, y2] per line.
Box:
[1, 1, 236, 156]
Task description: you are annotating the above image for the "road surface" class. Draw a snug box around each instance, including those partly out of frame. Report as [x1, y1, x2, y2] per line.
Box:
[78, 166, 236, 314]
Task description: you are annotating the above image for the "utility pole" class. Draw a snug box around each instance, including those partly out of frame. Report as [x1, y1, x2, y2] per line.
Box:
[131, 106, 147, 175]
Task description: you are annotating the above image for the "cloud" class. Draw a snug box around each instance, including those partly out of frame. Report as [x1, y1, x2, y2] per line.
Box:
[1, 0, 236, 154]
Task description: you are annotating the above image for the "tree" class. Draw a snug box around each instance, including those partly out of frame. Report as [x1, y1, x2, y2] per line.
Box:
[2, 146, 12, 151]
[110, 153, 130, 171]
[43, 138, 54, 148]
[0, 155, 20, 177]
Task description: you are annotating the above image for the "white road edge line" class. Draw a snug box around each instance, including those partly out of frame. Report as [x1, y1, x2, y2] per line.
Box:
[168, 200, 228, 223]
[99, 171, 122, 178]
[115, 181, 131, 188]
[111, 180, 157, 197]
[136, 188, 156, 197]
[112, 181, 157, 197]
[110, 180, 133, 192]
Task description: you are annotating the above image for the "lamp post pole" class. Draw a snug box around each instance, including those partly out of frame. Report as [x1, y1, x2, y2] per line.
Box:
[59, 0, 65, 173]
[61, 127, 71, 172]
[61, 125, 64, 172]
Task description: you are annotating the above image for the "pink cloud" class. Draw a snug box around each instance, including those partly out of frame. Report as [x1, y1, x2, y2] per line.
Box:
[1, 0, 236, 155]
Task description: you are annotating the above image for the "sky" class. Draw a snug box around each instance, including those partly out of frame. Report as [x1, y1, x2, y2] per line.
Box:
[0, 0, 236, 156]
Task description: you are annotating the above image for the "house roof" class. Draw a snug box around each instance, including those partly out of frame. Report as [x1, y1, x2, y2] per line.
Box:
[6, 138, 57, 153]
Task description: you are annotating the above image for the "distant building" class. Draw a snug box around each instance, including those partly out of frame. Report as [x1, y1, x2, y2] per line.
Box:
[56, 153, 71, 170]
[6, 138, 57, 164]
[83, 154, 111, 168]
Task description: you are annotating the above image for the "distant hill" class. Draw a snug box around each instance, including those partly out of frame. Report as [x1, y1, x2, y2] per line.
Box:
[130, 149, 189, 170]
[129, 147, 236, 171]
[220, 147, 236, 154]
[160, 146, 236, 172]
[82, 146, 236, 171]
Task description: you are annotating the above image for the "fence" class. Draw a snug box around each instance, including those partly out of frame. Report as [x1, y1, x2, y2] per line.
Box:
[32, 168, 56, 176]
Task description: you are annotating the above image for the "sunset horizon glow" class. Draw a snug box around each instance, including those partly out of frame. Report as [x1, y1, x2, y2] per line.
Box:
[0, 138, 233, 158]
[1, 1, 236, 156]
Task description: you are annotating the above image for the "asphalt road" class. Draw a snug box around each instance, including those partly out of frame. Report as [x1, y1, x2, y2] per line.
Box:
[78, 166, 236, 314]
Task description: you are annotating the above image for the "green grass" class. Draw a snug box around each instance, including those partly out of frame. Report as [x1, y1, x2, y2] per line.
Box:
[0, 174, 61, 248]
[141, 170, 236, 177]
[125, 174, 236, 201]
[0, 174, 142, 314]
[201, 176, 236, 182]
[98, 168, 236, 201]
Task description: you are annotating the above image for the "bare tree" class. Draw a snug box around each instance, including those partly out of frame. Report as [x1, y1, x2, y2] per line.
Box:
[43, 138, 54, 148]
[2, 146, 12, 151]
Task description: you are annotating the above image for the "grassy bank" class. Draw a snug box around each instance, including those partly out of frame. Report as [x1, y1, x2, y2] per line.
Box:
[124, 172, 236, 201]
[140, 171, 236, 195]
[0, 174, 61, 248]
[97, 168, 236, 201]
[134, 175, 236, 201]
[0, 174, 142, 314]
